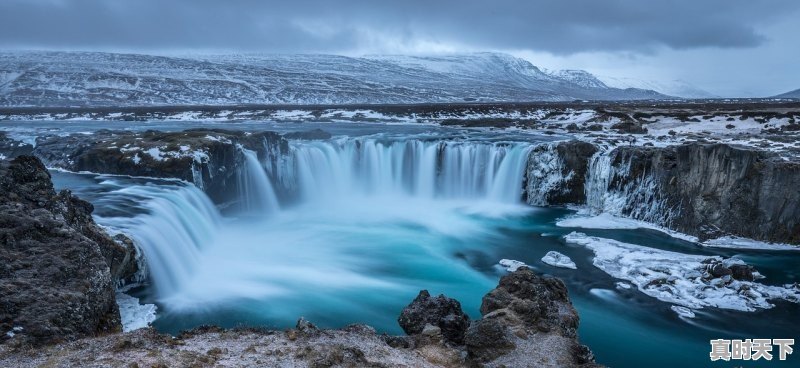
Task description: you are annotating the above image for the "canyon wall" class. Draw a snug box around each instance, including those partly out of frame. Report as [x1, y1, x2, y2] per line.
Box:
[530, 141, 800, 244]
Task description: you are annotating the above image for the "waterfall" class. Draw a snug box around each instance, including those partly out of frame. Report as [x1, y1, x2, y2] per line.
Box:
[274, 138, 534, 204]
[97, 183, 221, 298]
[585, 152, 614, 212]
[584, 150, 676, 226]
[237, 149, 280, 215]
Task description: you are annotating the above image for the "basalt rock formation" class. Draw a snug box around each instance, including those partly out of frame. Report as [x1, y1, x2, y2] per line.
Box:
[0, 156, 137, 346]
[527, 141, 800, 244]
[604, 143, 800, 243]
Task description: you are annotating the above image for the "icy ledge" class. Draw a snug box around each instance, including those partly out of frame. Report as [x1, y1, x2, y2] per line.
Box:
[564, 232, 800, 312]
[703, 236, 800, 251]
[556, 210, 699, 242]
[541, 251, 577, 269]
[116, 292, 157, 332]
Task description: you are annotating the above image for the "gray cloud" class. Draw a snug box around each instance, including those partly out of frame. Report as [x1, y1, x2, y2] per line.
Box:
[0, 0, 796, 54]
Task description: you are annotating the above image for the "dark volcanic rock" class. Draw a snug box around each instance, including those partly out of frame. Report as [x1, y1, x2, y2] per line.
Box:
[0, 156, 136, 346]
[602, 143, 800, 243]
[525, 140, 598, 205]
[398, 290, 470, 345]
[0, 133, 33, 158]
[464, 268, 599, 367]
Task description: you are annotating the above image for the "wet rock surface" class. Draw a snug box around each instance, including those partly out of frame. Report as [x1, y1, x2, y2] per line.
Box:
[398, 290, 470, 345]
[0, 156, 136, 346]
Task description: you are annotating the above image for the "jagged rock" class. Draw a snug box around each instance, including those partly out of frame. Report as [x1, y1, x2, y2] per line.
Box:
[465, 267, 599, 367]
[398, 290, 470, 345]
[0, 156, 134, 346]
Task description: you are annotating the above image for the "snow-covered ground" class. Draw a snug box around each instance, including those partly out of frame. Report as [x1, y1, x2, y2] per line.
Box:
[564, 232, 800, 312]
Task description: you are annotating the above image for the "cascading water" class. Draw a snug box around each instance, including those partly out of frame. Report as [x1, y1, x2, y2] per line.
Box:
[276, 137, 534, 205]
[95, 182, 221, 298]
[59, 135, 548, 333]
[237, 148, 280, 215]
[584, 151, 676, 226]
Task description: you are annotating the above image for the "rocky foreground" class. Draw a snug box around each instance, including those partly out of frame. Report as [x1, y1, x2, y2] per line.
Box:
[0, 269, 599, 368]
[0, 155, 599, 367]
[0, 156, 138, 346]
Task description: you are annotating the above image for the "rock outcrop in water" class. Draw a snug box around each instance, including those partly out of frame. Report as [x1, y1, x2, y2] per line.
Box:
[0, 267, 600, 367]
[0, 156, 137, 346]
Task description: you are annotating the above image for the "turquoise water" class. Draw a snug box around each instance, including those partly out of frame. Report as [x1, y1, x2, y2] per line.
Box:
[34, 118, 800, 368]
[54, 171, 800, 367]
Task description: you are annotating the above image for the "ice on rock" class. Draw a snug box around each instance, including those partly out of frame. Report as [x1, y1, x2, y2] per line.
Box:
[499, 259, 528, 272]
[145, 147, 164, 161]
[541, 251, 577, 269]
[116, 292, 157, 332]
[564, 232, 800, 312]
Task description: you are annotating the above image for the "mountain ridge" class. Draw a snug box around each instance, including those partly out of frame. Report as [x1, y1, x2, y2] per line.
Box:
[774, 88, 800, 99]
[0, 51, 669, 107]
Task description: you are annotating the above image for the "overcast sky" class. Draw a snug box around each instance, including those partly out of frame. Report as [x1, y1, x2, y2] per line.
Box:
[1, 0, 798, 97]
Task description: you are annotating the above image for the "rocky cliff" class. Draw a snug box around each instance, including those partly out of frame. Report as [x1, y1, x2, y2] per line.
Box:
[527, 141, 800, 244]
[0, 156, 137, 346]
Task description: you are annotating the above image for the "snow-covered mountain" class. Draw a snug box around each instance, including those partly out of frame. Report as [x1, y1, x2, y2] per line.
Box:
[596, 75, 716, 99]
[541, 69, 609, 89]
[0, 51, 669, 107]
[774, 88, 800, 99]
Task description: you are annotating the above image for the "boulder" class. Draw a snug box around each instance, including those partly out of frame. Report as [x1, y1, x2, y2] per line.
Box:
[398, 290, 470, 345]
[465, 267, 599, 367]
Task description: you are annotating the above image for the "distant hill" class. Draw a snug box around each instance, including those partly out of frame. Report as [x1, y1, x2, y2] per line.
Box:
[0, 51, 668, 107]
[774, 88, 800, 99]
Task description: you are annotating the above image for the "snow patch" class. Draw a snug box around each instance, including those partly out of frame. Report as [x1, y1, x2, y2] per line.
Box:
[499, 259, 528, 272]
[145, 147, 163, 161]
[703, 236, 800, 251]
[541, 251, 577, 269]
[556, 210, 699, 242]
[564, 232, 800, 312]
[116, 292, 157, 332]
